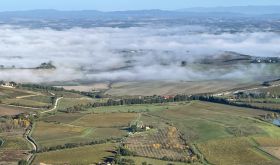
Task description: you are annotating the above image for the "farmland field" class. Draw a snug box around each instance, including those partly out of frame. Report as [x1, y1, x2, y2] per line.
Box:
[0, 105, 30, 115]
[123, 156, 202, 165]
[32, 112, 137, 149]
[56, 97, 92, 110]
[0, 86, 38, 99]
[33, 143, 115, 165]
[3, 83, 280, 165]
[124, 126, 193, 161]
[197, 137, 279, 165]
[0, 86, 53, 109]
[106, 80, 255, 96]
[139, 101, 280, 164]
[30, 100, 280, 164]
[2, 98, 50, 108]
[56, 97, 107, 110]
[254, 137, 280, 159]
[87, 103, 173, 113]
[71, 113, 138, 127]
[56, 82, 110, 92]
[146, 101, 268, 142]
[262, 147, 280, 159]
[0, 133, 31, 163]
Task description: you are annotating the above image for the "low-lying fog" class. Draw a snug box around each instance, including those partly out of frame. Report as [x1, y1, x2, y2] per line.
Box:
[0, 25, 280, 83]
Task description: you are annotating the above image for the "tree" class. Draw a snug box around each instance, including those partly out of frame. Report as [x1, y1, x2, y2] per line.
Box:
[50, 96, 56, 105]
[18, 160, 28, 165]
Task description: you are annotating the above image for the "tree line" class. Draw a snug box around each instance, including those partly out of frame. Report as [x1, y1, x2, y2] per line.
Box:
[60, 94, 280, 113]
[37, 137, 122, 153]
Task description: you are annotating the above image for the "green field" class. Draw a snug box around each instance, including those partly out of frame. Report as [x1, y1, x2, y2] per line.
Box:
[0, 86, 53, 109]
[146, 101, 269, 142]
[123, 156, 202, 165]
[31, 100, 280, 164]
[0, 104, 32, 116]
[141, 101, 280, 165]
[3, 83, 280, 165]
[105, 80, 255, 96]
[197, 137, 279, 165]
[56, 97, 107, 110]
[0, 133, 31, 163]
[2, 98, 50, 108]
[32, 112, 137, 149]
[33, 143, 115, 165]
[87, 103, 175, 113]
[0, 87, 36, 99]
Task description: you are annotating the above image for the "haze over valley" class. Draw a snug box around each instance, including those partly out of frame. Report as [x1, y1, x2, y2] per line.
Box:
[1, 21, 280, 83]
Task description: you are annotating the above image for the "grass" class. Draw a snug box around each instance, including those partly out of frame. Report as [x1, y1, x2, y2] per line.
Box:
[0, 135, 30, 163]
[238, 98, 280, 104]
[2, 98, 50, 108]
[250, 103, 280, 109]
[197, 137, 279, 165]
[43, 113, 85, 124]
[51, 90, 87, 98]
[71, 113, 138, 128]
[87, 103, 174, 113]
[147, 101, 269, 142]
[25, 95, 52, 104]
[0, 136, 30, 150]
[254, 137, 280, 147]
[33, 143, 115, 165]
[106, 80, 254, 96]
[140, 101, 280, 164]
[258, 86, 280, 96]
[0, 86, 36, 99]
[253, 137, 280, 159]
[33, 113, 137, 149]
[56, 97, 99, 110]
[124, 156, 201, 165]
[0, 105, 31, 115]
[0, 86, 54, 109]
[31, 100, 280, 164]
[32, 121, 87, 149]
[124, 126, 190, 161]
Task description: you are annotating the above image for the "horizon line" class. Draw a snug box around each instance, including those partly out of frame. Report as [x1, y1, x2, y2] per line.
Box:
[1, 5, 280, 13]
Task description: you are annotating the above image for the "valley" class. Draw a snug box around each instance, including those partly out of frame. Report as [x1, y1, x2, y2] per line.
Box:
[1, 79, 280, 165]
[1, 5, 280, 165]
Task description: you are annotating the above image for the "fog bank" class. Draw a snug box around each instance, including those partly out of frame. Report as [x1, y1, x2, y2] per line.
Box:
[0, 25, 280, 83]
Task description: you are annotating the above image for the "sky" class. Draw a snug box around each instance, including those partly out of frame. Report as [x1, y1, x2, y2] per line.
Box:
[0, 0, 280, 11]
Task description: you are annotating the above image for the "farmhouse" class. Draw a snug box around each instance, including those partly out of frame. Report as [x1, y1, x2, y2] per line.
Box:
[162, 95, 175, 100]
[0, 81, 17, 88]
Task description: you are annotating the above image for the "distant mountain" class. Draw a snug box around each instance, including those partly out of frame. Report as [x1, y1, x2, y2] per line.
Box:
[0, 9, 103, 19]
[178, 6, 280, 15]
[196, 51, 280, 65]
[1, 8, 280, 30]
[0, 8, 267, 20]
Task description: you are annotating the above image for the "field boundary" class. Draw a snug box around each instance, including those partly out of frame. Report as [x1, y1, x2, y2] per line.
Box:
[25, 123, 38, 164]
[0, 138, 4, 147]
[191, 143, 212, 165]
[0, 103, 42, 110]
[253, 146, 280, 161]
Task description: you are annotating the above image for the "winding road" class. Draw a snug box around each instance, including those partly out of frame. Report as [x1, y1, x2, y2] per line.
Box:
[25, 127, 37, 163]
[40, 97, 63, 114]
[24, 96, 63, 163]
